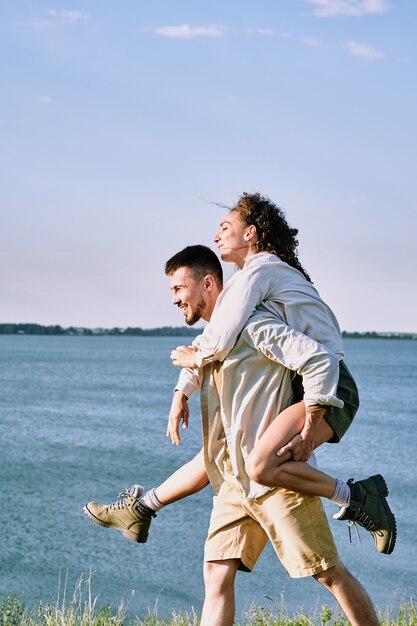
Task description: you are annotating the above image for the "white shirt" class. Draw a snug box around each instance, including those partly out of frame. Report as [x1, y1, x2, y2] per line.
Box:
[201, 310, 342, 499]
[177, 252, 344, 402]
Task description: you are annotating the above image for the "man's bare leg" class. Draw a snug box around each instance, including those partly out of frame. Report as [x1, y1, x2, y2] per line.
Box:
[314, 562, 379, 626]
[200, 560, 240, 626]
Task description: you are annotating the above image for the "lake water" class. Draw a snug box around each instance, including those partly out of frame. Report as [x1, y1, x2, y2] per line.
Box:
[0, 335, 416, 620]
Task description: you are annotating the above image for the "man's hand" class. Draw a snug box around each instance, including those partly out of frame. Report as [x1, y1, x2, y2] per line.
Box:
[167, 391, 190, 445]
[276, 433, 314, 462]
[276, 405, 326, 462]
[171, 345, 198, 368]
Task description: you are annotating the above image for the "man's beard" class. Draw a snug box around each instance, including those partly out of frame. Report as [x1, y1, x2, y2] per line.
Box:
[186, 299, 206, 326]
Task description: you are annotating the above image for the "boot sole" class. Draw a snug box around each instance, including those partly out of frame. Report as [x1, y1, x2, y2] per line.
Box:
[372, 475, 397, 555]
[83, 505, 147, 543]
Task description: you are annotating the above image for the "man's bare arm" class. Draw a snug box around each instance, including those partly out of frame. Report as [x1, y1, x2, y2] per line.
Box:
[166, 391, 189, 446]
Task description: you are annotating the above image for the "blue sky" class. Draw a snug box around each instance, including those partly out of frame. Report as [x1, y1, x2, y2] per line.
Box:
[1, 0, 416, 332]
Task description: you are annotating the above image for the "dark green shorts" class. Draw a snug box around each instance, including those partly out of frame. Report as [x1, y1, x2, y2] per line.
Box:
[292, 361, 359, 443]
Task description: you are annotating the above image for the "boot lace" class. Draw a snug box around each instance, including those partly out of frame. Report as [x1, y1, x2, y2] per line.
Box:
[347, 504, 384, 544]
[347, 520, 362, 544]
[106, 488, 137, 512]
[351, 505, 378, 531]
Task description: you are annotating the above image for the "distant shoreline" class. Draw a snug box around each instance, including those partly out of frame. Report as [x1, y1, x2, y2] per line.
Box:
[0, 323, 199, 337]
[0, 323, 416, 339]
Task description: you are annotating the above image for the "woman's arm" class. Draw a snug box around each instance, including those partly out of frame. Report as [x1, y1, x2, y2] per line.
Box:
[171, 265, 270, 369]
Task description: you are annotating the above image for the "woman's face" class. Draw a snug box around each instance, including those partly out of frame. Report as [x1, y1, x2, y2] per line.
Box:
[213, 210, 253, 266]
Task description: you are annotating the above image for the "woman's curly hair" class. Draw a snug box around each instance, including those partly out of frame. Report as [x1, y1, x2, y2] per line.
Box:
[233, 192, 312, 282]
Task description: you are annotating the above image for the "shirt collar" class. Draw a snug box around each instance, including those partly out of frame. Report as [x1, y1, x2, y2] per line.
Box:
[243, 251, 279, 269]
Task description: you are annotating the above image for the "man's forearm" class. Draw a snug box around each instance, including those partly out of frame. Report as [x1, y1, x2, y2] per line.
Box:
[302, 405, 326, 438]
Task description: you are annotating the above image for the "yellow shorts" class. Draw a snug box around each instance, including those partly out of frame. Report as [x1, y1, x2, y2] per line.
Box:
[204, 480, 339, 578]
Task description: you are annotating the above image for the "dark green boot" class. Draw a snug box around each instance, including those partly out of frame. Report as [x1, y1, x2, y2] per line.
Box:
[333, 474, 396, 554]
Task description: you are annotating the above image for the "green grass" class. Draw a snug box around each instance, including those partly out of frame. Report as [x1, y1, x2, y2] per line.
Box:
[1, 574, 415, 626]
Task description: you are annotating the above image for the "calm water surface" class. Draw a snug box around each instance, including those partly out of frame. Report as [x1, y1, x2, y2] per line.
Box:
[0, 336, 416, 619]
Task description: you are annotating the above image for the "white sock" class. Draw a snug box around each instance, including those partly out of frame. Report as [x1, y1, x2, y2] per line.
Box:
[330, 478, 351, 507]
[139, 487, 165, 512]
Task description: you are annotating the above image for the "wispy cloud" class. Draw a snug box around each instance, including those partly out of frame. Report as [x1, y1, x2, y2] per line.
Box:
[249, 28, 275, 36]
[23, 9, 90, 27]
[303, 0, 390, 17]
[246, 29, 290, 38]
[345, 40, 385, 58]
[37, 96, 52, 104]
[46, 9, 90, 24]
[300, 36, 323, 47]
[144, 24, 228, 39]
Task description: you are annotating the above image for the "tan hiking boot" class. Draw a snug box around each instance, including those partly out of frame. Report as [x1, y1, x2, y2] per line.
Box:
[83, 485, 156, 543]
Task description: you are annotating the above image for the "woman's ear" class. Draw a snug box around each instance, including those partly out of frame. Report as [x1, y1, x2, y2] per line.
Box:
[244, 224, 257, 242]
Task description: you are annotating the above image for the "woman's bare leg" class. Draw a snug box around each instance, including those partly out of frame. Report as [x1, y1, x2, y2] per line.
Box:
[155, 448, 209, 505]
[245, 401, 337, 498]
[157, 402, 337, 505]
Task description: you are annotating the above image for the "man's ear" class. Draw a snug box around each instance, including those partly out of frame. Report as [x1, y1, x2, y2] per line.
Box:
[203, 274, 215, 291]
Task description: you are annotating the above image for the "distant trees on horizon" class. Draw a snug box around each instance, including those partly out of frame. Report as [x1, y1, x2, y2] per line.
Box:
[0, 323, 200, 337]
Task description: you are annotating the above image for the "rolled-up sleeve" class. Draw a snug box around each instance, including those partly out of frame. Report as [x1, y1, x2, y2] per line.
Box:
[174, 367, 203, 398]
[193, 266, 270, 366]
[246, 315, 344, 408]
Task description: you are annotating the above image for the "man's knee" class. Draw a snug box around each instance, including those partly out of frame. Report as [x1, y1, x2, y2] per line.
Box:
[313, 562, 349, 589]
[203, 559, 239, 594]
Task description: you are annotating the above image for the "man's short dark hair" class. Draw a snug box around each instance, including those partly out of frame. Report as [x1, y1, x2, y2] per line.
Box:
[165, 245, 223, 287]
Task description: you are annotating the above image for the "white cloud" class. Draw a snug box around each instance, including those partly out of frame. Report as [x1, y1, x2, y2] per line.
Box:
[37, 96, 52, 104]
[304, 0, 390, 17]
[345, 40, 385, 58]
[300, 36, 323, 47]
[145, 24, 228, 39]
[46, 9, 90, 24]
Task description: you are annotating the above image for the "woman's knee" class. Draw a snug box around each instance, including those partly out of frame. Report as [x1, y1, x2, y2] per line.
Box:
[245, 449, 278, 485]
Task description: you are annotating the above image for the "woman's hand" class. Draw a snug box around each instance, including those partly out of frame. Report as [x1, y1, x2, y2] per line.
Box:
[170, 345, 198, 368]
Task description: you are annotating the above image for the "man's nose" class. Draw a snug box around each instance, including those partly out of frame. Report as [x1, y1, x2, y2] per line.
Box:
[213, 230, 220, 243]
[172, 294, 180, 306]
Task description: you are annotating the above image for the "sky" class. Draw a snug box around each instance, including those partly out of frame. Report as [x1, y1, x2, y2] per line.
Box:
[1, 0, 416, 333]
